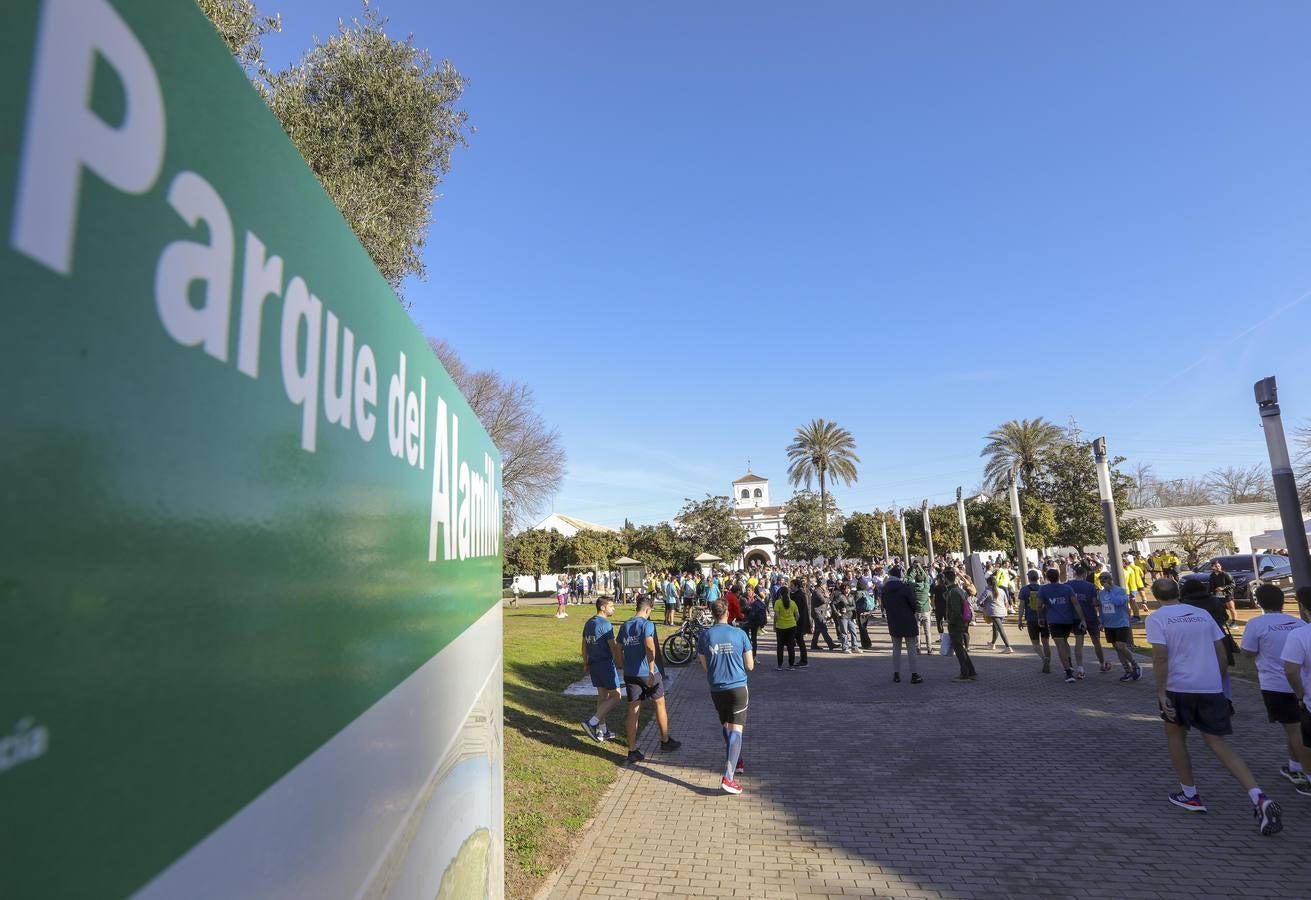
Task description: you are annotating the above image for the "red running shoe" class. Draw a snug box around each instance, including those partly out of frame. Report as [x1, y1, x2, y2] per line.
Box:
[721, 776, 743, 795]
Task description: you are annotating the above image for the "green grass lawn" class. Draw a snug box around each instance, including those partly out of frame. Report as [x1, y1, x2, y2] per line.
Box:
[503, 604, 658, 899]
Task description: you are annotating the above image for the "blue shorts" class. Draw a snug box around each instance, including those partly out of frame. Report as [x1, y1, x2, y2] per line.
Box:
[590, 664, 621, 690]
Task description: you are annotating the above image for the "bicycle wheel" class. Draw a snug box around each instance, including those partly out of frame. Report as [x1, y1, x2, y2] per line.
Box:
[662, 632, 695, 666]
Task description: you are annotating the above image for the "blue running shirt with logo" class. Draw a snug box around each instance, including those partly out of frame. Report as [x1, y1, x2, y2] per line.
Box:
[1067, 579, 1098, 623]
[698, 623, 751, 690]
[619, 616, 658, 677]
[583, 615, 617, 666]
[1038, 583, 1077, 624]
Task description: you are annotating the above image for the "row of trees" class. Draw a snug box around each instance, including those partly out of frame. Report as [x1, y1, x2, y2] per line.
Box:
[504, 496, 750, 589]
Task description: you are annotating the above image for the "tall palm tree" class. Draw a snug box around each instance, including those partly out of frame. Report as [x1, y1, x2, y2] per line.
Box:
[786, 419, 860, 516]
[981, 417, 1064, 490]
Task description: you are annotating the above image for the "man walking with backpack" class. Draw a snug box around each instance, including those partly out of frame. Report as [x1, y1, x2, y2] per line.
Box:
[943, 569, 976, 680]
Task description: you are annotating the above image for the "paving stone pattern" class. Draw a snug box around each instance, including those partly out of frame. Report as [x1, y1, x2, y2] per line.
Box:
[545, 621, 1311, 899]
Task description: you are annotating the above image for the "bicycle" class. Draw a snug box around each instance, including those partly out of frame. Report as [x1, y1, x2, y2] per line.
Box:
[661, 617, 707, 666]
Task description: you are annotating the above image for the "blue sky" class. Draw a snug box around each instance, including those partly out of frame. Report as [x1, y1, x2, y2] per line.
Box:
[261, 1, 1311, 527]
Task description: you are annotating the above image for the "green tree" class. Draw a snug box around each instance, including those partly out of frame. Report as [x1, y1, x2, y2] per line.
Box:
[1031, 442, 1151, 550]
[625, 523, 694, 572]
[558, 529, 627, 571]
[899, 503, 962, 557]
[675, 495, 748, 564]
[843, 512, 884, 560]
[200, 0, 473, 294]
[785, 419, 860, 519]
[504, 528, 563, 592]
[964, 494, 1057, 555]
[980, 417, 1065, 491]
[782, 491, 846, 562]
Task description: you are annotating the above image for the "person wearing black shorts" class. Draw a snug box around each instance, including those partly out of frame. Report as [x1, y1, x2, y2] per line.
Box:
[1240, 585, 1311, 794]
[697, 600, 754, 794]
[618, 596, 680, 763]
[1147, 578, 1281, 835]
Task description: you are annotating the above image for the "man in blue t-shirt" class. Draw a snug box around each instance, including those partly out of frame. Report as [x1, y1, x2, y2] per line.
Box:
[617, 596, 681, 764]
[1068, 564, 1108, 678]
[1020, 570, 1052, 673]
[1038, 568, 1085, 684]
[580, 596, 623, 742]
[697, 599, 755, 795]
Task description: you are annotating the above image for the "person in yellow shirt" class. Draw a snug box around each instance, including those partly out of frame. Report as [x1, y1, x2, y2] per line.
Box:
[773, 582, 801, 670]
[1122, 554, 1146, 622]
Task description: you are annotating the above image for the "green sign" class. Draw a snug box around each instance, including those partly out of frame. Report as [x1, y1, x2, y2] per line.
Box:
[1, 1, 503, 897]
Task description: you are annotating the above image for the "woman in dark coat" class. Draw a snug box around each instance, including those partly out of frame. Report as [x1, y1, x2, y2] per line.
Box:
[792, 578, 812, 669]
[882, 566, 922, 683]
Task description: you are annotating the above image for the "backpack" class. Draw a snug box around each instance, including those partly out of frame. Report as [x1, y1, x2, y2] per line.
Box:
[949, 585, 972, 623]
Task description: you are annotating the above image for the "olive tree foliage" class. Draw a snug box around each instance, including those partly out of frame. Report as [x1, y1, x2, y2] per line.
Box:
[781, 491, 846, 563]
[197, 0, 281, 78]
[199, 0, 472, 295]
[675, 495, 748, 564]
[429, 339, 564, 533]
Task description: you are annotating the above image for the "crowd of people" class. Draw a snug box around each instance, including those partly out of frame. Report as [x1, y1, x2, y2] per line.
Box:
[571, 551, 1310, 834]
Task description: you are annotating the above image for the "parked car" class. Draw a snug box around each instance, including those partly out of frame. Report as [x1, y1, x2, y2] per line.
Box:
[1180, 554, 1293, 607]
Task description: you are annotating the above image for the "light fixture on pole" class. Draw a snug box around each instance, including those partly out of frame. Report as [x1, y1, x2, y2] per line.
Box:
[1255, 376, 1311, 598]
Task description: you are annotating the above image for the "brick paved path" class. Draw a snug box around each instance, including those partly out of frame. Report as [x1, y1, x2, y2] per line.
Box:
[546, 621, 1310, 899]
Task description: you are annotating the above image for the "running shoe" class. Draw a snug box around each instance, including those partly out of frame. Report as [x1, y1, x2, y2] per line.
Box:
[1255, 796, 1283, 835]
[1064, 669, 1076, 684]
[798, 663, 809, 669]
[1279, 765, 1311, 794]
[1168, 791, 1207, 812]
[1075, 667, 1086, 680]
[777, 665, 785, 671]
[1119, 670, 1135, 682]
[910, 673, 923, 684]
[893, 672, 901, 683]
[1132, 665, 1143, 681]
[660, 738, 682, 752]
[1004, 647, 1015, 654]
[626, 749, 645, 764]
[1100, 661, 1113, 673]
[581, 720, 601, 741]
[721, 776, 743, 794]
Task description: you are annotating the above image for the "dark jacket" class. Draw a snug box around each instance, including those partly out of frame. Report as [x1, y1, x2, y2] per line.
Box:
[882, 577, 920, 638]
[795, 587, 813, 633]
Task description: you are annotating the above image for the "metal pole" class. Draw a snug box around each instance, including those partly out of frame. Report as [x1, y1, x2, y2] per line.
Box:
[898, 506, 910, 566]
[957, 487, 971, 562]
[922, 499, 935, 567]
[1255, 377, 1311, 605]
[1092, 437, 1126, 588]
[1008, 467, 1028, 577]
[880, 514, 889, 562]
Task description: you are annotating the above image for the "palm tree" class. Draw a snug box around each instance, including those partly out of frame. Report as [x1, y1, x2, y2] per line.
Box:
[981, 417, 1065, 490]
[785, 419, 860, 516]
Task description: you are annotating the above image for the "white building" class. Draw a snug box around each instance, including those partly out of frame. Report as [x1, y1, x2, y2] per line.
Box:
[1122, 501, 1284, 556]
[530, 513, 618, 539]
[731, 471, 786, 567]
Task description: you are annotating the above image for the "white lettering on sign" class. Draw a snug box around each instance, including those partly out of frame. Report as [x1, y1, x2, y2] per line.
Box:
[9, 0, 500, 564]
[0, 718, 49, 775]
[11, 0, 165, 275]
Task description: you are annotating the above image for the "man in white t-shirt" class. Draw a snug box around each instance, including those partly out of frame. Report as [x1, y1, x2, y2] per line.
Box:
[1146, 578, 1282, 835]
[1279, 587, 1311, 801]
[1240, 584, 1311, 795]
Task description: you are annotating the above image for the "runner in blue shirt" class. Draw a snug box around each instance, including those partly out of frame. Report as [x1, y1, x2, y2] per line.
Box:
[1019, 570, 1052, 673]
[697, 599, 755, 794]
[1098, 572, 1141, 681]
[617, 596, 681, 764]
[1037, 569, 1082, 684]
[1068, 565, 1108, 678]
[580, 596, 623, 742]
[662, 574, 679, 626]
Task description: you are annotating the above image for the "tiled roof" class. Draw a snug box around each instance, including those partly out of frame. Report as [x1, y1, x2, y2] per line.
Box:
[733, 472, 769, 484]
[1124, 501, 1280, 521]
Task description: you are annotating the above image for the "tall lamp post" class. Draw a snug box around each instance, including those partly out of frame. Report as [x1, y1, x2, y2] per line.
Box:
[957, 487, 971, 562]
[880, 512, 890, 562]
[1008, 466, 1028, 578]
[1091, 437, 1125, 589]
[898, 505, 910, 566]
[1255, 377, 1311, 600]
